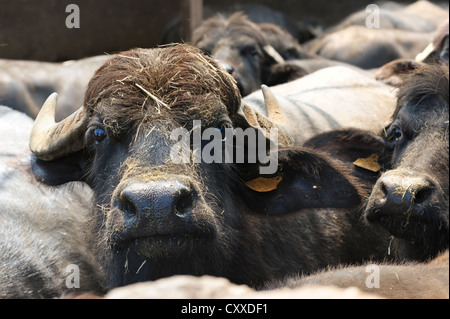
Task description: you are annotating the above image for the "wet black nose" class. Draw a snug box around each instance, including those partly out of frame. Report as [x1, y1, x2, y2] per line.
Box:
[120, 181, 196, 220]
[379, 174, 433, 207]
[367, 171, 435, 222]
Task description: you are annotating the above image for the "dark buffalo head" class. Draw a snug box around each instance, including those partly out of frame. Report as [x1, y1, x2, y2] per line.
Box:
[192, 12, 299, 96]
[30, 44, 390, 289]
[258, 23, 313, 61]
[364, 64, 449, 259]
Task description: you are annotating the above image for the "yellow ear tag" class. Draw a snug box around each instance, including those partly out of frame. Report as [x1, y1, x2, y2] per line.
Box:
[245, 176, 283, 192]
[353, 154, 381, 173]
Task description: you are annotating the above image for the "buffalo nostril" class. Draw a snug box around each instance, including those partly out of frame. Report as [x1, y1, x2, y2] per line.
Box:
[174, 189, 196, 218]
[413, 186, 433, 205]
[119, 190, 139, 216]
[373, 181, 388, 207]
[380, 182, 387, 197]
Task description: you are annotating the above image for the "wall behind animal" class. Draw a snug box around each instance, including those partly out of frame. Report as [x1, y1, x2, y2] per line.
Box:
[0, 0, 437, 62]
[0, 0, 179, 61]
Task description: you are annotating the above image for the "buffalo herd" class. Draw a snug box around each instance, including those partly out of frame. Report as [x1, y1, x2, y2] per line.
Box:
[0, 1, 448, 299]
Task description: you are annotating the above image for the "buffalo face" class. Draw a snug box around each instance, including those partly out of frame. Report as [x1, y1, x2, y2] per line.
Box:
[192, 13, 283, 96]
[31, 46, 248, 287]
[364, 65, 449, 258]
[30, 44, 389, 289]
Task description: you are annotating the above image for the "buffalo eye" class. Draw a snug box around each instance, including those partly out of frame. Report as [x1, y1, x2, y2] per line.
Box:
[93, 127, 107, 143]
[248, 48, 258, 57]
[386, 126, 403, 142]
[216, 122, 233, 142]
[242, 45, 259, 58]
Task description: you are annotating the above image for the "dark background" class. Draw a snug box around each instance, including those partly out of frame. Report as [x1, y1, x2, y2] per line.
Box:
[0, 0, 426, 62]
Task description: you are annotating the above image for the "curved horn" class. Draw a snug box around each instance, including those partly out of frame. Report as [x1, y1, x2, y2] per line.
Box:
[261, 85, 289, 126]
[263, 45, 285, 64]
[416, 43, 435, 62]
[237, 102, 295, 147]
[30, 93, 89, 161]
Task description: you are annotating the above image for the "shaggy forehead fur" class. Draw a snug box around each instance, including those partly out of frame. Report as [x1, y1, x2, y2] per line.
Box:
[192, 12, 266, 47]
[394, 64, 449, 119]
[84, 44, 242, 135]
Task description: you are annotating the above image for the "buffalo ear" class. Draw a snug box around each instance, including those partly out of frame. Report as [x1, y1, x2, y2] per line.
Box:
[303, 129, 392, 177]
[375, 59, 422, 86]
[240, 148, 363, 216]
[31, 152, 86, 186]
[264, 62, 309, 87]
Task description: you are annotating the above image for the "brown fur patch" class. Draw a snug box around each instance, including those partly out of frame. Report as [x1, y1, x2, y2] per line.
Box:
[84, 44, 242, 136]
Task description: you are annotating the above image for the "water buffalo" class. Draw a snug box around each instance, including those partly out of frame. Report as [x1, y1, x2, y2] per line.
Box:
[365, 64, 449, 260]
[306, 26, 433, 69]
[257, 23, 314, 85]
[0, 106, 104, 298]
[243, 65, 395, 143]
[0, 55, 109, 121]
[304, 1, 448, 70]
[29, 44, 393, 290]
[258, 23, 313, 62]
[398, 0, 449, 29]
[332, 2, 443, 33]
[274, 250, 449, 299]
[263, 64, 449, 299]
[192, 12, 306, 96]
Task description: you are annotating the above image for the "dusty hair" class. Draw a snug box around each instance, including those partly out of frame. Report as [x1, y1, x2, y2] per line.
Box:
[84, 44, 242, 135]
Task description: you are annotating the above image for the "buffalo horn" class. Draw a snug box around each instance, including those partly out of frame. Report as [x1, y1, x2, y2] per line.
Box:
[261, 85, 289, 126]
[29, 93, 89, 161]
